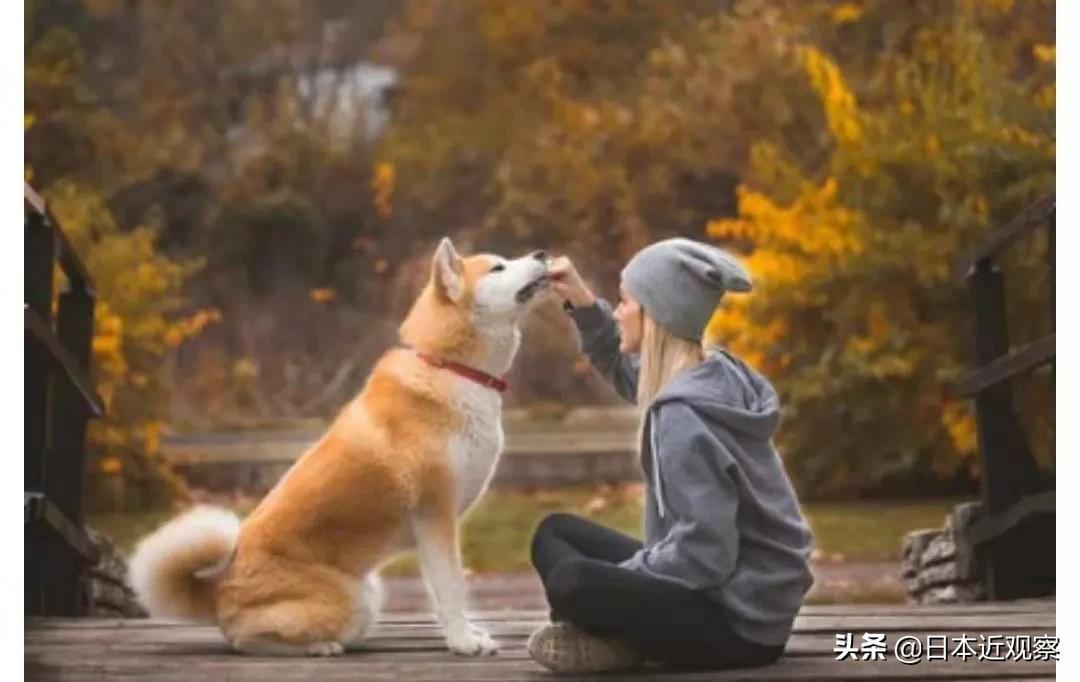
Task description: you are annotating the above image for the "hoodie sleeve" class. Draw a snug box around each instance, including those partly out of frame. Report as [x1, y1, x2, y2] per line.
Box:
[565, 298, 639, 404]
[620, 402, 740, 590]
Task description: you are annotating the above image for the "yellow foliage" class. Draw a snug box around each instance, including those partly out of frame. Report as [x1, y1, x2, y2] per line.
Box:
[309, 287, 337, 304]
[163, 328, 183, 347]
[232, 358, 259, 381]
[798, 46, 862, 144]
[92, 303, 127, 381]
[941, 401, 977, 457]
[42, 181, 204, 509]
[165, 308, 222, 347]
[1032, 44, 1055, 63]
[1033, 83, 1055, 110]
[924, 134, 941, 157]
[830, 3, 863, 25]
[708, 179, 863, 282]
[866, 302, 891, 343]
[92, 329, 122, 355]
[99, 456, 123, 475]
[372, 162, 396, 219]
[144, 421, 162, 456]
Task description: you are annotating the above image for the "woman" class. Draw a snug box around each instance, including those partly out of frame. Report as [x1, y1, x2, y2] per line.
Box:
[527, 238, 815, 673]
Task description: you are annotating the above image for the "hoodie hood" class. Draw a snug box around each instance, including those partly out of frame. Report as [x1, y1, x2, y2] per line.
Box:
[650, 346, 780, 442]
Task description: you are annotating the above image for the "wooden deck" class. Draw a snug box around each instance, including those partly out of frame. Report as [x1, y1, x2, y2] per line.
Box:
[26, 598, 1055, 681]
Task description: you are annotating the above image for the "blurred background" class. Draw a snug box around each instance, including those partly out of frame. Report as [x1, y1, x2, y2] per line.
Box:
[25, 0, 1054, 606]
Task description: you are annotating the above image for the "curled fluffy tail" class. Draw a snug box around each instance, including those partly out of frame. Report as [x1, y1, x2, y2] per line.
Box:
[128, 506, 240, 622]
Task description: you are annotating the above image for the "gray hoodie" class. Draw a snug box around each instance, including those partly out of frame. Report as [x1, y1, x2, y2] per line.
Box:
[568, 298, 815, 647]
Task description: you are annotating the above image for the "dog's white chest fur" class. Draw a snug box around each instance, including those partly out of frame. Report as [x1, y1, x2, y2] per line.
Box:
[447, 379, 504, 514]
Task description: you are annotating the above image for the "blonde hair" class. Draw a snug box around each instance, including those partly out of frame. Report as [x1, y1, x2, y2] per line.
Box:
[636, 311, 705, 409]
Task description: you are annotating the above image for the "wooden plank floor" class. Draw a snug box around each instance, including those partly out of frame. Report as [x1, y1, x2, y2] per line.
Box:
[26, 598, 1055, 681]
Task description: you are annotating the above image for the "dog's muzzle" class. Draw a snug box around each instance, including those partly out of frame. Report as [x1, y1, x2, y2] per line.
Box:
[515, 275, 551, 304]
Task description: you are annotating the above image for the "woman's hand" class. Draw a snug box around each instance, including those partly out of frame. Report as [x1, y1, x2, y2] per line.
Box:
[547, 256, 596, 308]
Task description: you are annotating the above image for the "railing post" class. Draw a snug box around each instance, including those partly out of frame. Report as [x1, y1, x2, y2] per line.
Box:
[25, 210, 54, 497]
[967, 258, 1047, 598]
[48, 284, 95, 530]
[25, 206, 55, 616]
[1047, 211, 1055, 330]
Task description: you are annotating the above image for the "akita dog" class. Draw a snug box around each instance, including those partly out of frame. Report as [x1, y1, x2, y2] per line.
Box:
[129, 238, 553, 656]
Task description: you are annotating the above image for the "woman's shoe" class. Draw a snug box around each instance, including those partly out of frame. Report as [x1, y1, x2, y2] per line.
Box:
[527, 622, 644, 674]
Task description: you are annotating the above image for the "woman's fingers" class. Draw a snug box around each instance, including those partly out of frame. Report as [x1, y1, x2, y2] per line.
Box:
[546, 256, 594, 307]
[546, 256, 573, 280]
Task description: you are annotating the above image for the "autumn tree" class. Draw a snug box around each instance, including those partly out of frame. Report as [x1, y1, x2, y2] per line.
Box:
[383, 0, 1054, 496]
[705, 0, 1054, 497]
[27, 0, 408, 439]
[26, 0, 1055, 503]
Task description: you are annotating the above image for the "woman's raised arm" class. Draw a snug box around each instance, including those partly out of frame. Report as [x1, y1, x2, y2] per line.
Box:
[549, 257, 639, 403]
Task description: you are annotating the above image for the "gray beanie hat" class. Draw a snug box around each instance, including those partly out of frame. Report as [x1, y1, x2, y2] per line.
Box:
[621, 238, 752, 342]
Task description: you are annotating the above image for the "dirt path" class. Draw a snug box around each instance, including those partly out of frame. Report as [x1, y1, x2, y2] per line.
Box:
[381, 559, 906, 612]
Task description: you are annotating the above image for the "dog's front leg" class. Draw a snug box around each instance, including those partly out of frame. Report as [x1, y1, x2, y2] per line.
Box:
[411, 501, 498, 656]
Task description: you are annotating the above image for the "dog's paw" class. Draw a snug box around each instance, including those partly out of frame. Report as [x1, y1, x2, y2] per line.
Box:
[446, 624, 499, 656]
[305, 641, 345, 657]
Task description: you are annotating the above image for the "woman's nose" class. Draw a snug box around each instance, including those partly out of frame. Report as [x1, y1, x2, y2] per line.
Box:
[530, 250, 548, 262]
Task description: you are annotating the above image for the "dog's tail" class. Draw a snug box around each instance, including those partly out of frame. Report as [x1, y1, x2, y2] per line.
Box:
[128, 506, 240, 622]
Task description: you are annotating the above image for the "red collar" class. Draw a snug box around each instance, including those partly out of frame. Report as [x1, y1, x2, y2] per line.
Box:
[412, 350, 508, 393]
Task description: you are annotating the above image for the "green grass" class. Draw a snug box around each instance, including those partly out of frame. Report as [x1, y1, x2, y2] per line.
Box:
[89, 488, 960, 575]
[801, 499, 958, 562]
[384, 485, 645, 576]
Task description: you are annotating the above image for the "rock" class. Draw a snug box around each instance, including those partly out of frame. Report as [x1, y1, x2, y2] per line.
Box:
[899, 502, 987, 604]
[916, 561, 965, 590]
[948, 501, 982, 533]
[83, 527, 147, 618]
[903, 575, 923, 596]
[920, 582, 986, 604]
[949, 501, 983, 581]
[920, 532, 957, 567]
[901, 529, 940, 576]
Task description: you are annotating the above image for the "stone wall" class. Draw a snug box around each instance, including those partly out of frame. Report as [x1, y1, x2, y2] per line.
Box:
[901, 501, 985, 604]
[84, 527, 146, 617]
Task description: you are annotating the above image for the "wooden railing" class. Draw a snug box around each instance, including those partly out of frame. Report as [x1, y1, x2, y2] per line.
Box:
[25, 182, 104, 616]
[958, 191, 1055, 600]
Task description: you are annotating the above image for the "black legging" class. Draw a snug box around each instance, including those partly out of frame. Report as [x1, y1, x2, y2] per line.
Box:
[530, 512, 785, 671]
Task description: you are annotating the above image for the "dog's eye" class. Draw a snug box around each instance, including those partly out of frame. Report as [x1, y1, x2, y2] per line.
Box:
[490, 264, 506, 273]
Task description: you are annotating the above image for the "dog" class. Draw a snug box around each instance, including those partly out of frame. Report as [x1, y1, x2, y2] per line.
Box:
[129, 238, 553, 656]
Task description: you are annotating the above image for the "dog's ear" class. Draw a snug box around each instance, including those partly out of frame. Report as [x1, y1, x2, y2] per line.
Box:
[432, 237, 465, 302]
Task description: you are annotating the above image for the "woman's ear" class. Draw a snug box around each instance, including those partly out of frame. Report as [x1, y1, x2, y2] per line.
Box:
[432, 237, 465, 302]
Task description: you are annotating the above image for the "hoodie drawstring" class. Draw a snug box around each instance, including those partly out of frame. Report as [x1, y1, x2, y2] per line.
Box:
[650, 415, 666, 519]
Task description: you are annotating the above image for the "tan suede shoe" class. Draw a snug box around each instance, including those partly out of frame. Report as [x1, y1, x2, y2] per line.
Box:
[526, 622, 644, 674]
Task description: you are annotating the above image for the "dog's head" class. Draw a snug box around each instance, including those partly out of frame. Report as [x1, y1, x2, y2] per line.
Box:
[429, 237, 552, 322]
[399, 238, 553, 362]
[427, 237, 552, 319]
